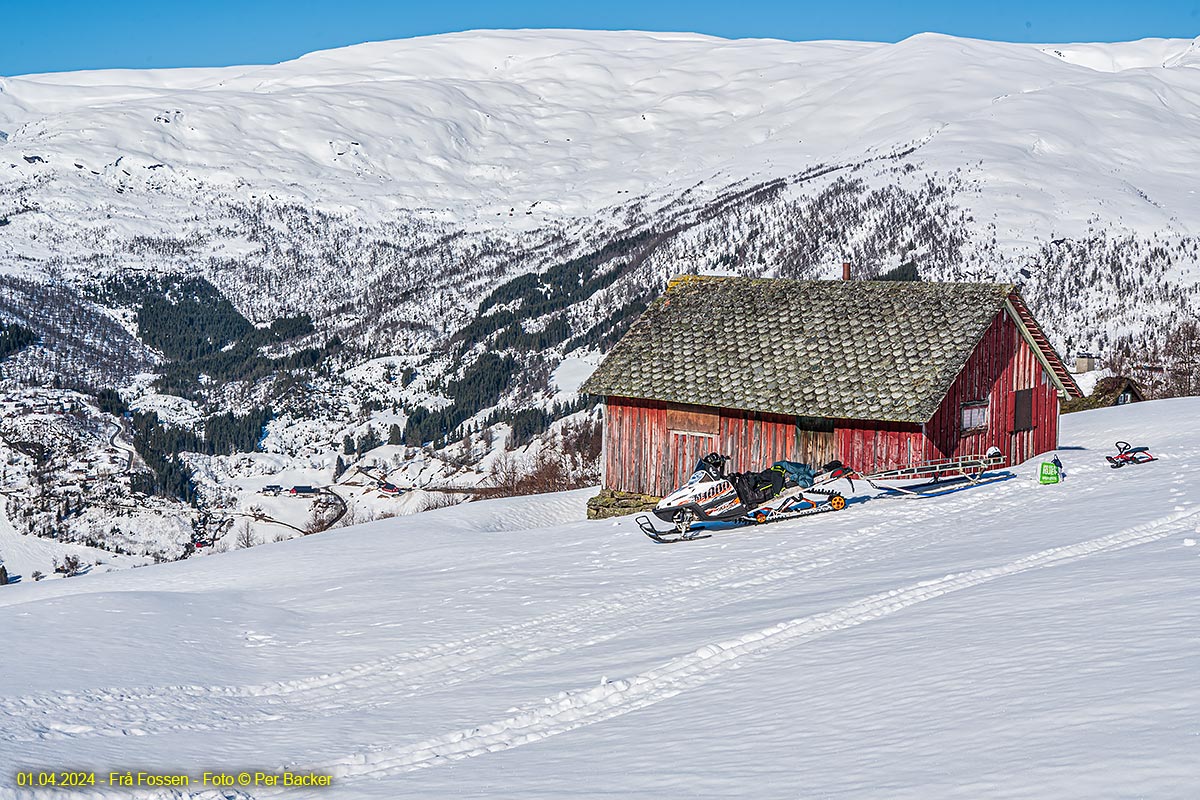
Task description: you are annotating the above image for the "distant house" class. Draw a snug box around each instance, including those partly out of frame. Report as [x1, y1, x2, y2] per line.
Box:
[288, 485, 318, 497]
[582, 276, 1081, 502]
[1062, 376, 1146, 413]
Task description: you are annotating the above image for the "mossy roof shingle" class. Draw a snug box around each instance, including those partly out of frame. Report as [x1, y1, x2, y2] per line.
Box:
[582, 277, 1018, 423]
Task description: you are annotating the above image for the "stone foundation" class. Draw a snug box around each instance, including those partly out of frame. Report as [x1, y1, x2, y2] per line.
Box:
[586, 488, 661, 520]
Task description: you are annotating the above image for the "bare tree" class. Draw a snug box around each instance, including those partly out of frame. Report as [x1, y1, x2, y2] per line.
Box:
[487, 451, 523, 496]
[559, 416, 603, 481]
[235, 520, 258, 549]
[417, 491, 463, 512]
[524, 449, 572, 494]
[1160, 319, 1200, 398]
[303, 495, 343, 534]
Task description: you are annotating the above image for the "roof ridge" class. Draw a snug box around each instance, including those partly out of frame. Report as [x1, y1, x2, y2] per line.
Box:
[663, 274, 1016, 291]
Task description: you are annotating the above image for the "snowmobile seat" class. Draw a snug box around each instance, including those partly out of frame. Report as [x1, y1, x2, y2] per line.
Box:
[729, 467, 787, 507]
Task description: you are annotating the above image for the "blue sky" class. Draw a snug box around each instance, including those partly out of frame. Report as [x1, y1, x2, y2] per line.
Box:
[2, 0, 1198, 76]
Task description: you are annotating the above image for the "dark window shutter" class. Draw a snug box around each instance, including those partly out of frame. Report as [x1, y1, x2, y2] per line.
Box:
[1014, 389, 1033, 432]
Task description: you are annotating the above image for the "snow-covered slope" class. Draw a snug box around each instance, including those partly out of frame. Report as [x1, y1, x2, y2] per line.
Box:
[2, 399, 1197, 799]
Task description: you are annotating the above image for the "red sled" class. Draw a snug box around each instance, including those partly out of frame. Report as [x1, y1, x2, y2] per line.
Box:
[1106, 441, 1156, 469]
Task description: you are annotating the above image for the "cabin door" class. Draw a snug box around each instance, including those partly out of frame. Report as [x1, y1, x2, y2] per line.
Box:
[1009, 387, 1036, 463]
[669, 432, 718, 489]
[795, 416, 836, 467]
[665, 405, 720, 493]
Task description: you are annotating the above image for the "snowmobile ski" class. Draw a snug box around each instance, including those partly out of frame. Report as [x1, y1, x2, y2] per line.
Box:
[635, 516, 713, 544]
[635, 490, 847, 544]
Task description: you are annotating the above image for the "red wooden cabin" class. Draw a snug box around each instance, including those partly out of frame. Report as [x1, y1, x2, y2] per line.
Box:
[582, 276, 1081, 498]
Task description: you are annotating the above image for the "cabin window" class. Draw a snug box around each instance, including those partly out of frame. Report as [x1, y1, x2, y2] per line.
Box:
[665, 406, 719, 436]
[960, 400, 988, 434]
[1013, 389, 1034, 432]
[1117, 391, 1131, 405]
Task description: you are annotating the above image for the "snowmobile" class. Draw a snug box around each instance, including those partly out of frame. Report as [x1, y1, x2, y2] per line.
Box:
[635, 453, 854, 543]
[1106, 441, 1157, 469]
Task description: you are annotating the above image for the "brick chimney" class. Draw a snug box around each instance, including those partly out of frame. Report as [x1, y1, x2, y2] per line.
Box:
[842, 262, 851, 280]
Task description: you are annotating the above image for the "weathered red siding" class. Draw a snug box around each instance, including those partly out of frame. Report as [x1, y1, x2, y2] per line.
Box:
[833, 419, 925, 475]
[602, 308, 1063, 494]
[604, 398, 835, 497]
[921, 309, 1060, 467]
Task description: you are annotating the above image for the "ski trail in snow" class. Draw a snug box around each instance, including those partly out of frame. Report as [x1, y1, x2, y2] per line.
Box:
[0, 466, 1141, 745]
[0, 485, 980, 743]
[294, 506, 1199, 785]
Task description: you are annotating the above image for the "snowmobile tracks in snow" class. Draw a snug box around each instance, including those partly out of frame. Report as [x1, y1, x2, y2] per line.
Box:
[295, 506, 1200, 786]
[0, 485, 1013, 746]
[3, 488, 1192, 786]
[0, 510, 947, 745]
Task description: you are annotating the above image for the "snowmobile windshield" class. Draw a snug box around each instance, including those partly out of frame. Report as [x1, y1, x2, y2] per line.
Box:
[688, 459, 723, 483]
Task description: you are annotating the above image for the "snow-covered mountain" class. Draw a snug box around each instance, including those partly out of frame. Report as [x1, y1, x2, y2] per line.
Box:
[4, 31, 1200, 323]
[1, 400, 1197, 798]
[1, 30, 1199, 564]
[4, 30, 1200, 228]
[5, 28, 1200, 341]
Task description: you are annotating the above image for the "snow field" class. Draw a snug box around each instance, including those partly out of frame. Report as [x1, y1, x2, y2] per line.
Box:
[0, 399, 1197, 798]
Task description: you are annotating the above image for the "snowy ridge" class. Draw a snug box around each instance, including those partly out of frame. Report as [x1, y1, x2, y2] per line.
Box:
[2, 28, 1198, 396]
[1043, 36, 1200, 71]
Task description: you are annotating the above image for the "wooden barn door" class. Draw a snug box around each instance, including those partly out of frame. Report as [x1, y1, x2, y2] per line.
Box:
[669, 432, 717, 486]
[665, 406, 720, 492]
[795, 416, 836, 467]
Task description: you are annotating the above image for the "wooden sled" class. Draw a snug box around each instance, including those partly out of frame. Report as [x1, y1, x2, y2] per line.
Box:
[860, 451, 1007, 497]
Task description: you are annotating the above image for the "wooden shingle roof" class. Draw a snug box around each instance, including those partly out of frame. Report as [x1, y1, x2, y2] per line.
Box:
[583, 276, 1076, 423]
[1061, 375, 1145, 413]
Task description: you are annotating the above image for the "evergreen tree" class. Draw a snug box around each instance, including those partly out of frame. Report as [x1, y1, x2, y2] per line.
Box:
[357, 425, 381, 455]
[0, 320, 38, 361]
[879, 261, 921, 282]
[92, 387, 128, 415]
